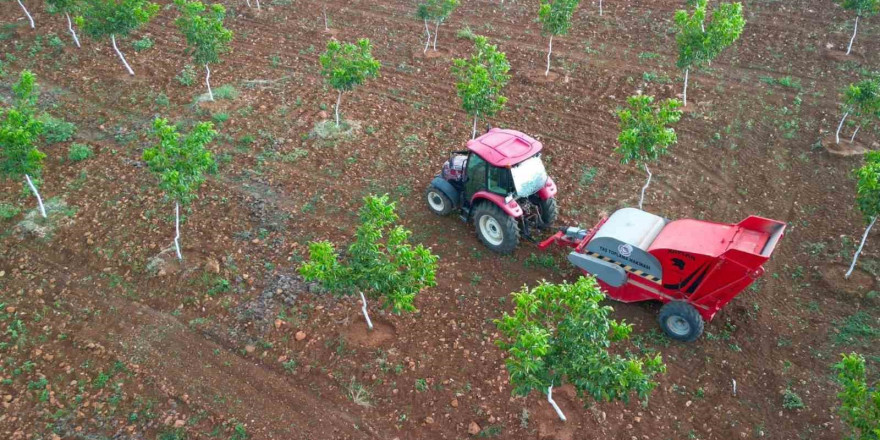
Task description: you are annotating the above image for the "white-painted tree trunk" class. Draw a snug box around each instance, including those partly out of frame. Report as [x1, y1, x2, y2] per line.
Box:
[245, 0, 251, 8]
[639, 163, 652, 210]
[548, 385, 567, 421]
[255, 0, 261, 10]
[111, 35, 134, 76]
[335, 90, 342, 126]
[323, 5, 329, 30]
[423, 19, 431, 53]
[359, 291, 374, 330]
[847, 15, 859, 55]
[545, 35, 553, 76]
[205, 64, 214, 101]
[17, 0, 34, 29]
[682, 68, 689, 107]
[850, 125, 861, 143]
[472, 113, 478, 139]
[836, 112, 849, 144]
[24, 174, 46, 218]
[174, 202, 183, 260]
[65, 13, 80, 48]
[732, 379, 737, 396]
[432, 21, 439, 51]
[846, 216, 876, 279]
[599, 0, 603, 15]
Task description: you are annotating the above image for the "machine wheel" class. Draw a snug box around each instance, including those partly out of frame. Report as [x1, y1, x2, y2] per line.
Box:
[425, 185, 453, 216]
[538, 197, 558, 228]
[473, 203, 520, 254]
[658, 301, 704, 342]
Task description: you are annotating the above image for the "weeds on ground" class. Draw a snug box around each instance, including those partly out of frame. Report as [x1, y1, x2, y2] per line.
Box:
[68, 143, 94, 162]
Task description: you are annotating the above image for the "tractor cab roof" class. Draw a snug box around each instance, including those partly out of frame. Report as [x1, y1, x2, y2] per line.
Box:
[467, 128, 543, 168]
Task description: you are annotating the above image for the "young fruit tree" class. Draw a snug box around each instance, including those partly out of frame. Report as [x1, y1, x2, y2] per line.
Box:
[537, 0, 580, 76]
[0, 71, 47, 218]
[616, 94, 682, 210]
[300, 194, 438, 328]
[495, 277, 666, 421]
[142, 118, 216, 261]
[838, 0, 879, 55]
[417, 0, 459, 52]
[7, 0, 36, 29]
[846, 151, 880, 279]
[451, 35, 510, 139]
[834, 353, 879, 439]
[46, 0, 82, 47]
[77, 0, 159, 75]
[674, 0, 745, 106]
[174, 0, 233, 102]
[319, 38, 381, 127]
[836, 78, 880, 144]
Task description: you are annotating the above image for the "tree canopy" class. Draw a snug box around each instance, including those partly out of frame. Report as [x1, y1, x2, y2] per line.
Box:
[46, 0, 80, 16]
[616, 95, 683, 165]
[78, 0, 159, 39]
[451, 35, 510, 122]
[674, 0, 745, 70]
[417, 0, 459, 24]
[855, 151, 880, 222]
[538, 0, 581, 37]
[834, 353, 880, 439]
[142, 118, 216, 205]
[319, 39, 381, 93]
[839, 0, 879, 16]
[845, 78, 880, 127]
[175, 0, 233, 66]
[0, 71, 45, 181]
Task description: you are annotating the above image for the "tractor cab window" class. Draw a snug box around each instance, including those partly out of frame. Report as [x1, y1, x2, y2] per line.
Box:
[465, 153, 488, 198]
[487, 165, 513, 195]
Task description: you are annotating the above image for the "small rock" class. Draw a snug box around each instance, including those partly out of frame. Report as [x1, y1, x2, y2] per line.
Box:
[174, 420, 185, 428]
[468, 421, 481, 435]
[295, 331, 307, 341]
[163, 416, 173, 426]
[3, 395, 13, 402]
[685, 400, 692, 407]
[318, 111, 329, 119]
[205, 259, 220, 274]
[450, 398, 459, 408]
[245, 345, 256, 354]
[275, 319, 284, 329]
[5, 306, 15, 314]
[424, 416, 434, 424]
[0, 270, 5, 277]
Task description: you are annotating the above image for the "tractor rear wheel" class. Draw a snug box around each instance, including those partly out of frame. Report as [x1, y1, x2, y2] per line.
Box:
[658, 301, 704, 342]
[473, 203, 519, 254]
[538, 197, 558, 228]
[425, 185, 453, 216]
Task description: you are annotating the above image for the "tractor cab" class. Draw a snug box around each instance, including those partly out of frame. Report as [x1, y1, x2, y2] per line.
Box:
[426, 129, 558, 254]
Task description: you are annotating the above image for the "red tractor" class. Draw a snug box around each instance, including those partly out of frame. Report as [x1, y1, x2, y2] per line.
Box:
[426, 128, 558, 254]
[541, 208, 786, 341]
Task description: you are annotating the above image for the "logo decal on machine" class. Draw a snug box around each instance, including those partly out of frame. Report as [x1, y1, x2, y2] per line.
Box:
[586, 251, 661, 284]
[617, 243, 633, 257]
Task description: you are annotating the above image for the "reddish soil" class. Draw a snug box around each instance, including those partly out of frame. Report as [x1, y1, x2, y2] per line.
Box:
[1, 0, 879, 439]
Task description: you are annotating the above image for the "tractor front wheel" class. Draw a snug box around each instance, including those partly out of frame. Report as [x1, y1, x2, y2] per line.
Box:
[538, 197, 558, 228]
[473, 203, 520, 254]
[658, 301, 704, 342]
[425, 185, 453, 216]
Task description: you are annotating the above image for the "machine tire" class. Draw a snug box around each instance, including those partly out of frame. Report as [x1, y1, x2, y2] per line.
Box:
[425, 185, 453, 216]
[658, 301, 704, 342]
[538, 197, 558, 228]
[473, 203, 520, 254]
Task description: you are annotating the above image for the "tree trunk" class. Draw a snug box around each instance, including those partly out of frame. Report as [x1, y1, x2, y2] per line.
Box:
[682, 68, 689, 107]
[599, 0, 603, 15]
[423, 19, 431, 53]
[472, 113, 478, 139]
[545, 35, 553, 76]
[836, 112, 849, 144]
[548, 385, 567, 422]
[639, 163, 652, 210]
[850, 125, 861, 143]
[335, 90, 342, 127]
[65, 13, 80, 48]
[24, 174, 46, 218]
[111, 35, 135, 76]
[205, 64, 214, 101]
[433, 21, 439, 51]
[359, 291, 374, 330]
[255, 0, 261, 10]
[847, 15, 859, 55]
[17, 0, 34, 29]
[174, 202, 183, 260]
[323, 5, 329, 30]
[245, 0, 251, 8]
[846, 216, 876, 279]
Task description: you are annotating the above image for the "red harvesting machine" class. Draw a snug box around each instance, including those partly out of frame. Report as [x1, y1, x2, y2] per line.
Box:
[541, 208, 786, 341]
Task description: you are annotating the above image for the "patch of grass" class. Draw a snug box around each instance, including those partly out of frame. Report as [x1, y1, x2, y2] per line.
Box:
[0, 203, 21, 220]
[155, 93, 170, 107]
[579, 166, 598, 187]
[834, 311, 879, 347]
[478, 426, 503, 437]
[212, 112, 230, 124]
[415, 378, 428, 392]
[782, 388, 804, 410]
[213, 84, 239, 100]
[39, 114, 76, 144]
[524, 253, 557, 270]
[132, 37, 154, 52]
[346, 377, 372, 407]
[158, 429, 187, 440]
[68, 143, 94, 162]
[280, 148, 309, 163]
[456, 25, 477, 41]
[176, 64, 196, 87]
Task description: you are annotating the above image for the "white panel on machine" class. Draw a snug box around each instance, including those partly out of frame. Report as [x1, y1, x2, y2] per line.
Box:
[593, 208, 667, 250]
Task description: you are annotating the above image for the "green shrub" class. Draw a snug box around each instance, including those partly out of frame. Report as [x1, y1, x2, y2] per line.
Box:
[211, 112, 229, 124]
[38, 114, 76, 144]
[68, 143, 94, 162]
[835, 353, 879, 439]
[0, 203, 21, 220]
[213, 84, 238, 100]
[155, 93, 170, 107]
[175, 64, 196, 86]
[132, 36, 154, 52]
[456, 25, 476, 41]
[782, 389, 805, 410]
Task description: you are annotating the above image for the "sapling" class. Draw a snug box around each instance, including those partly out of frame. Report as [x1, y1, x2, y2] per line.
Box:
[674, 0, 745, 106]
[835, 78, 880, 144]
[142, 118, 216, 260]
[416, 3, 433, 53]
[838, 0, 879, 55]
[300, 195, 438, 329]
[0, 71, 47, 218]
[77, 0, 159, 75]
[451, 35, 510, 139]
[431, 0, 458, 51]
[495, 277, 666, 421]
[834, 353, 879, 438]
[46, 0, 81, 47]
[847, 151, 880, 279]
[7, 0, 36, 29]
[175, 0, 233, 102]
[319, 39, 380, 127]
[537, 0, 580, 76]
[616, 94, 682, 210]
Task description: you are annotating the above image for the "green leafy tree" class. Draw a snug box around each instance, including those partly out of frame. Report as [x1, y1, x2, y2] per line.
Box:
[175, 0, 233, 102]
[616, 94, 682, 210]
[416, 0, 459, 52]
[451, 35, 510, 139]
[0, 71, 47, 218]
[300, 194, 438, 323]
[538, 0, 580, 76]
[674, 0, 745, 106]
[319, 38, 381, 127]
[142, 118, 216, 260]
[837, 78, 880, 144]
[46, 0, 82, 47]
[839, 0, 879, 55]
[77, 0, 159, 75]
[847, 150, 880, 279]
[834, 353, 880, 439]
[495, 277, 666, 421]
